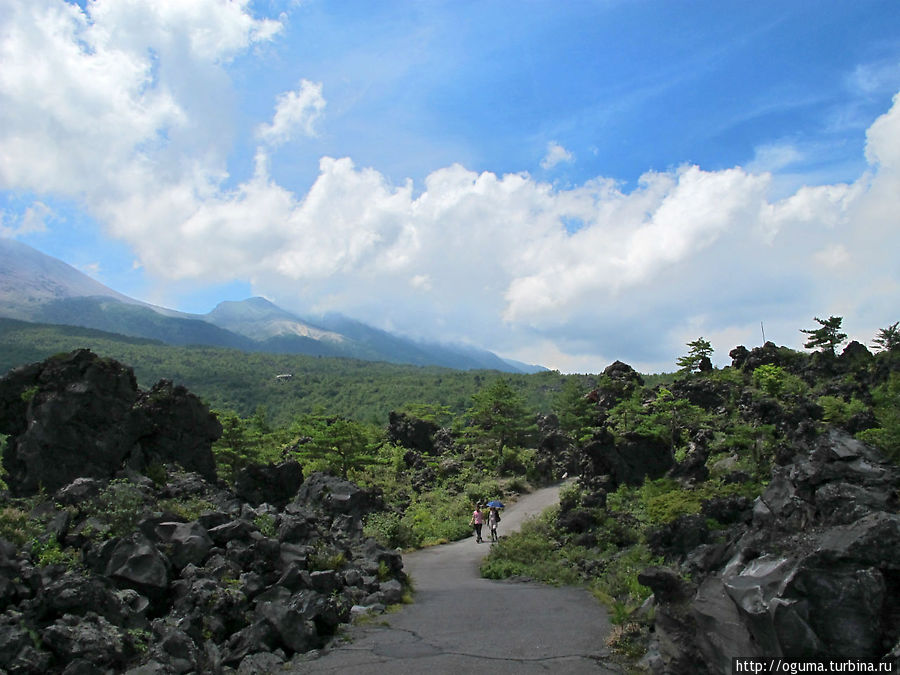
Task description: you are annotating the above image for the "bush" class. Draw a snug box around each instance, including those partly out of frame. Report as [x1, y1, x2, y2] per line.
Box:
[480, 510, 582, 585]
[364, 511, 418, 550]
[818, 395, 868, 428]
[752, 365, 807, 399]
[88, 479, 148, 538]
[0, 506, 41, 546]
[589, 543, 663, 623]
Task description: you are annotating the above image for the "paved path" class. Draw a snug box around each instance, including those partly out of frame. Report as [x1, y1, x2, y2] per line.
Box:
[290, 484, 623, 674]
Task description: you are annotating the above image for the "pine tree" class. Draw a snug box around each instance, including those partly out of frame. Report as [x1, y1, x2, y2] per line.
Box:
[676, 337, 713, 373]
[872, 321, 900, 353]
[800, 316, 846, 356]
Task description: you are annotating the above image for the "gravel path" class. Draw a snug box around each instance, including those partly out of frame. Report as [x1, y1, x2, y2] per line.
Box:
[289, 483, 623, 674]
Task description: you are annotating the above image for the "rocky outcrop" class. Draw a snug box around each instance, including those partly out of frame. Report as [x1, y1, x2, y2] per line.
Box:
[386, 411, 440, 454]
[0, 469, 406, 673]
[234, 460, 304, 508]
[0, 350, 220, 495]
[581, 429, 673, 488]
[643, 430, 900, 672]
[588, 360, 644, 413]
[0, 351, 406, 672]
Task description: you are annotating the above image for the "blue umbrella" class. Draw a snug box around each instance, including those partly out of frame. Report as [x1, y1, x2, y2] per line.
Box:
[486, 500, 505, 508]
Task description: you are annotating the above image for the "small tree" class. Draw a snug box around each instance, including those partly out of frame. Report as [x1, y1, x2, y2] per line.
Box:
[648, 387, 707, 455]
[676, 337, 713, 373]
[553, 378, 596, 442]
[466, 379, 533, 455]
[295, 415, 381, 479]
[213, 411, 253, 482]
[872, 321, 900, 353]
[800, 316, 846, 356]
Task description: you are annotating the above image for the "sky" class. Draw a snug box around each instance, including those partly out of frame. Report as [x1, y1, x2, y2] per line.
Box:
[1, 0, 899, 373]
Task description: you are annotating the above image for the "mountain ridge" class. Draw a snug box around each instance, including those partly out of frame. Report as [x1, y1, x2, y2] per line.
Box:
[0, 238, 546, 373]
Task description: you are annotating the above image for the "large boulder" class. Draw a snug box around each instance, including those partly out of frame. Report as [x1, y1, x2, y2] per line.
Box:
[0, 350, 142, 495]
[647, 431, 900, 672]
[581, 429, 673, 488]
[292, 472, 383, 522]
[0, 350, 220, 495]
[386, 412, 440, 454]
[235, 461, 303, 508]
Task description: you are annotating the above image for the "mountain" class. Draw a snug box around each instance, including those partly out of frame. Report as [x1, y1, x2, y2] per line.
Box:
[0, 237, 136, 318]
[0, 238, 544, 372]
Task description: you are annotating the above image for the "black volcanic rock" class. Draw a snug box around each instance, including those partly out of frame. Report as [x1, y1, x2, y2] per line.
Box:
[647, 431, 900, 672]
[0, 350, 220, 495]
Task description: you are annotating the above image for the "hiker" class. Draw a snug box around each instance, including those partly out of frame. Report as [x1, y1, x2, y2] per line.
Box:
[470, 505, 484, 543]
[488, 506, 501, 542]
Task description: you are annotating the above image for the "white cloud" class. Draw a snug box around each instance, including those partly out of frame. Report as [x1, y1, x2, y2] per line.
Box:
[1, 1, 899, 372]
[0, 201, 53, 237]
[257, 80, 326, 147]
[747, 143, 804, 173]
[540, 141, 574, 169]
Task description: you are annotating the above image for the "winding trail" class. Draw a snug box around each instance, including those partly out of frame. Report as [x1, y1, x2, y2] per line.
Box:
[291, 484, 623, 674]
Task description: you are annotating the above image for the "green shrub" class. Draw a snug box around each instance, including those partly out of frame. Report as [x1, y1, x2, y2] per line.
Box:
[0, 506, 41, 546]
[401, 489, 472, 547]
[752, 365, 807, 399]
[819, 395, 868, 427]
[364, 511, 418, 550]
[480, 510, 582, 585]
[253, 513, 277, 538]
[159, 497, 216, 521]
[88, 479, 148, 538]
[589, 543, 663, 622]
[30, 534, 81, 569]
[308, 543, 346, 571]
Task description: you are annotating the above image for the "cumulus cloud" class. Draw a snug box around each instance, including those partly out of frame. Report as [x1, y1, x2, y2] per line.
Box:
[257, 80, 326, 146]
[1, 1, 899, 372]
[0, 202, 53, 238]
[540, 141, 574, 169]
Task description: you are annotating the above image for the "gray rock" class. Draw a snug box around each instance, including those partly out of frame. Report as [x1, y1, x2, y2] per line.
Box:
[41, 612, 125, 668]
[105, 533, 170, 598]
[154, 521, 213, 569]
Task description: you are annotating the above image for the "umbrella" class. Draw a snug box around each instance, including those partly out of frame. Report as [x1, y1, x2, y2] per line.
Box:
[486, 500, 505, 508]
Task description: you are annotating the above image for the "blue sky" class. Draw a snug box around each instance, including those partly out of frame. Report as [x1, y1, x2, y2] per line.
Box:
[1, 0, 899, 372]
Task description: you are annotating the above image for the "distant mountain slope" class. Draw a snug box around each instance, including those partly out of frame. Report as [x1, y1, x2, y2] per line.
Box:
[206, 297, 345, 344]
[0, 238, 542, 372]
[0, 238, 135, 318]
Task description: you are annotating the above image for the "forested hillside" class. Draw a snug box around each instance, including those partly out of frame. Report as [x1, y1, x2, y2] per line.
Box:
[0, 318, 581, 424]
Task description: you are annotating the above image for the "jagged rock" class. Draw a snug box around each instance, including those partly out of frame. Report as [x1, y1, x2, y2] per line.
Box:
[149, 628, 198, 674]
[669, 377, 728, 411]
[386, 411, 440, 454]
[840, 340, 873, 368]
[235, 460, 303, 508]
[648, 515, 710, 559]
[105, 533, 171, 599]
[581, 429, 673, 488]
[293, 472, 383, 521]
[0, 358, 408, 674]
[729, 341, 803, 373]
[254, 587, 325, 653]
[588, 360, 644, 412]
[131, 379, 220, 481]
[534, 413, 576, 481]
[238, 651, 285, 674]
[0, 350, 220, 495]
[55, 478, 104, 506]
[647, 430, 900, 672]
[41, 612, 126, 669]
[154, 521, 213, 569]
